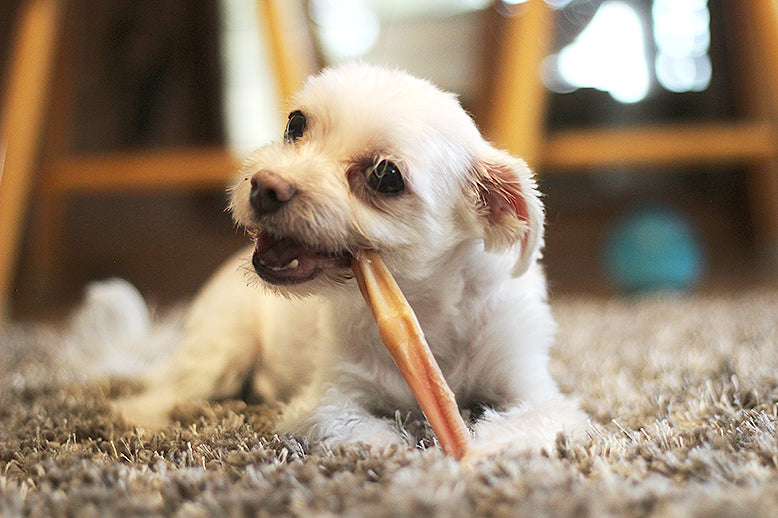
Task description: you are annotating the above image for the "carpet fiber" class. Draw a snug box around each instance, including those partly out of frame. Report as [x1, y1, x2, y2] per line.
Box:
[1, 290, 777, 517]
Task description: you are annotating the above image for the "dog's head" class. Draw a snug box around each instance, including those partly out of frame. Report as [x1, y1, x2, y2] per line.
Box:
[229, 64, 543, 296]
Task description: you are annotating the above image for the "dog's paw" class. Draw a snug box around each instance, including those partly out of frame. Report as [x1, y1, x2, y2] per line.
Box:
[283, 403, 413, 454]
[467, 398, 588, 461]
[320, 422, 412, 454]
[113, 389, 179, 430]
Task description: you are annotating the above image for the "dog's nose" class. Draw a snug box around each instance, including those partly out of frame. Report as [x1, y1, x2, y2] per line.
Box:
[249, 170, 297, 215]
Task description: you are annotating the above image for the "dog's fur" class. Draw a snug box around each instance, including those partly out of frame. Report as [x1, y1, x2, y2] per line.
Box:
[117, 64, 586, 455]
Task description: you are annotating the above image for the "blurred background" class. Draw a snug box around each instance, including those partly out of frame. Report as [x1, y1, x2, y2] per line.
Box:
[1, 0, 777, 320]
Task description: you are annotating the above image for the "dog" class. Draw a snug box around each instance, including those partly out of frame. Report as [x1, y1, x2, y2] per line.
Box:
[117, 63, 586, 455]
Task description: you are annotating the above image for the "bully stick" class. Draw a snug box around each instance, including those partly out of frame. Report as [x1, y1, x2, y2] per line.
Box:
[351, 248, 470, 460]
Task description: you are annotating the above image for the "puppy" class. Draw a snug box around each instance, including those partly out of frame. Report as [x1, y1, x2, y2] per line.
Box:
[117, 64, 586, 454]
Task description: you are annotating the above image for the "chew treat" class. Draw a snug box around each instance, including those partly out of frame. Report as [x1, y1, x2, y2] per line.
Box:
[352, 249, 470, 459]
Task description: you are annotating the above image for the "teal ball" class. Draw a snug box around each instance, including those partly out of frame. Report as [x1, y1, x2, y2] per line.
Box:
[604, 206, 705, 293]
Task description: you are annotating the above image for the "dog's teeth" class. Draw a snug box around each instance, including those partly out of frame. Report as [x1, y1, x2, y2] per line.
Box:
[262, 258, 300, 272]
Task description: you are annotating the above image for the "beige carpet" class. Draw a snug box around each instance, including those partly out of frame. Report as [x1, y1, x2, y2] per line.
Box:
[0, 289, 777, 517]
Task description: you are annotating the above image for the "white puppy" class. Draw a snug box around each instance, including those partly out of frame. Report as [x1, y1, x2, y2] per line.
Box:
[117, 64, 586, 454]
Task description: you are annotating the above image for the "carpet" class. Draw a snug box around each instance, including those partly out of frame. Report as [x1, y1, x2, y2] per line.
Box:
[0, 289, 777, 517]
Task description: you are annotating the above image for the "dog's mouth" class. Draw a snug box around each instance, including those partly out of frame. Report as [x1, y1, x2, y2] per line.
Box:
[251, 230, 352, 285]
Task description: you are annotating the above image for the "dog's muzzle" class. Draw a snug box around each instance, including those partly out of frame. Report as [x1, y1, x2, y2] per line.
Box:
[246, 170, 352, 285]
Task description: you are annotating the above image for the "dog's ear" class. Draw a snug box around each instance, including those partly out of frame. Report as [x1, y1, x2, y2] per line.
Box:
[469, 146, 544, 276]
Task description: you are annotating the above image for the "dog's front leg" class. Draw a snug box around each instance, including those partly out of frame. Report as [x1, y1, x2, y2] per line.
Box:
[279, 382, 413, 452]
[115, 252, 269, 428]
[463, 278, 589, 458]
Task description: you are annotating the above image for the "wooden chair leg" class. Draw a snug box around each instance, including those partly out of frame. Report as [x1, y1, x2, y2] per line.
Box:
[483, 0, 556, 167]
[748, 0, 778, 262]
[258, 0, 318, 103]
[732, 0, 778, 261]
[0, 0, 63, 319]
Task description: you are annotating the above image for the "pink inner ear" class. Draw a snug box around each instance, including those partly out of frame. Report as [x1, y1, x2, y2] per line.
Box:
[478, 161, 531, 247]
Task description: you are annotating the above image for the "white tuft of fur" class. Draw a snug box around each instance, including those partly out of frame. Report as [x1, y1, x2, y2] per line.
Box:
[66, 279, 182, 379]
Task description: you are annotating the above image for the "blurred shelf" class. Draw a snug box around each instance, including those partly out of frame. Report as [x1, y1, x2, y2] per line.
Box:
[542, 121, 776, 171]
[46, 147, 241, 193]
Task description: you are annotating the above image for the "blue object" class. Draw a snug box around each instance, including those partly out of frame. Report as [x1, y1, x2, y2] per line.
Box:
[603, 205, 705, 293]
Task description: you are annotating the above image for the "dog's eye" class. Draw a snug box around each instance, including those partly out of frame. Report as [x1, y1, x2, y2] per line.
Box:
[284, 110, 306, 143]
[366, 160, 405, 195]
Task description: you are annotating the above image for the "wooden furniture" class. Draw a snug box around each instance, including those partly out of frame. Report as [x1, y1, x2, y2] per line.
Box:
[485, 0, 778, 263]
[3, 0, 777, 318]
[0, 0, 316, 319]
[0, 0, 62, 319]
